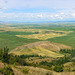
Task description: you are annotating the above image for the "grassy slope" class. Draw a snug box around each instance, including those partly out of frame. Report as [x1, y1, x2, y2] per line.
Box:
[47, 32, 75, 48]
[13, 66, 75, 75]
[64, 62, 75, 72]
[0, 62, 75, 75]
[13, 47, 63, 57]
[11, 41, 71, 57]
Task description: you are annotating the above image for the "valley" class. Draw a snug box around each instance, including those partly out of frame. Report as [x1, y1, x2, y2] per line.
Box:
[0, 23, 75, 75]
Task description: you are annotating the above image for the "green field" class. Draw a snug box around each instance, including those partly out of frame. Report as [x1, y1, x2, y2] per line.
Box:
[0, 23, 75, 51]
[0, 33, 41, 51]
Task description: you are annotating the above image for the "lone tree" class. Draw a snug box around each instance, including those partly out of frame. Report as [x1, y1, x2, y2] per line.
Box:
[0, 46, 9, 63]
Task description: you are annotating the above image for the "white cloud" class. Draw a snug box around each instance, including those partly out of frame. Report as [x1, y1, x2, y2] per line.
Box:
[60, 12, 64, 15]
[72, 13, 75, 17]
[0, 9, 75, 22]
[55, 14, 59, 17]
[0, 12, 66, 21]
[0, 0, 75, 22]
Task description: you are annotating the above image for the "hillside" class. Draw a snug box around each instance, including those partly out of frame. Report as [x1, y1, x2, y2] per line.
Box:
[0, 62, 75, 75]
[13, 66, 75, 75]
[10, 41, 71, 57]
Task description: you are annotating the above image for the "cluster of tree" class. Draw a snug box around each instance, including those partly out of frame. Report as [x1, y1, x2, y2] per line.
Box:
[39, 61, 63, 72]
[40, 55, 70, 65]
[19, 54, 48, 59]
[0, 47, 26, 66]
[39, 54, 75, 72]
[60, 49, 75, 57]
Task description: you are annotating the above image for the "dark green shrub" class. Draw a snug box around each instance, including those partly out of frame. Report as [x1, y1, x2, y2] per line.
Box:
[53, 65, 63, 72]
[22, 68, 29, 74]
[46, 72, 53, 75]
[0, 66, 14, 75]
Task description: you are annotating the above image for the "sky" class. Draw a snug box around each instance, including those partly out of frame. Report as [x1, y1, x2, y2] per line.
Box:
[0, 0, 75, 22]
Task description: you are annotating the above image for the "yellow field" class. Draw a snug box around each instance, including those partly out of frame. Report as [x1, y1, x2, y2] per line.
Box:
[0, 27, 72, 40]
[12, 29, 72, 40]
[16, 33, 67, 40]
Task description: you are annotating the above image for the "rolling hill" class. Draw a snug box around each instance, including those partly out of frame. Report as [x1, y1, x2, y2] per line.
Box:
[10, 41, 71, 57]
